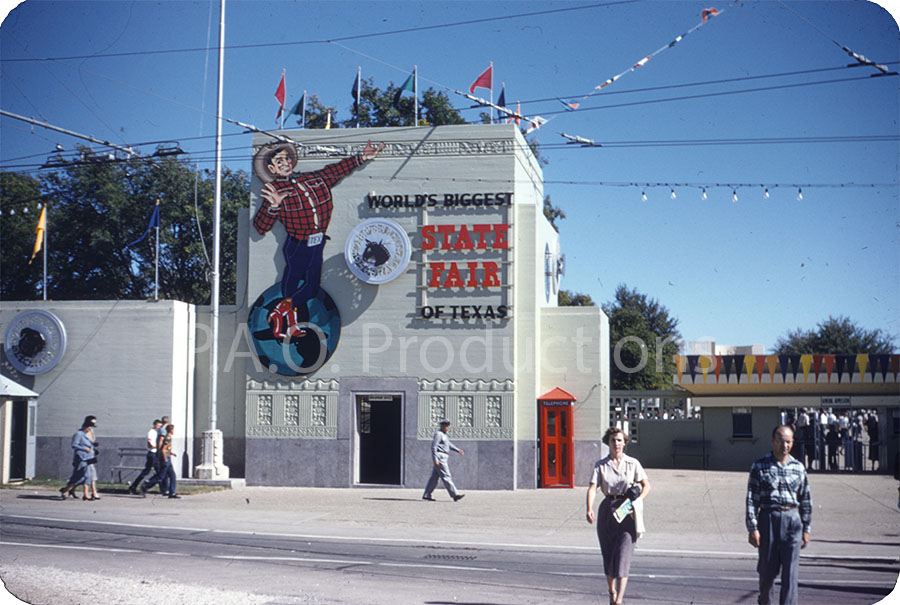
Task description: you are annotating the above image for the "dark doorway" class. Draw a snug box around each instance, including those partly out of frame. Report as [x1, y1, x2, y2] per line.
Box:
[357, 395, 402, 485]
[9, 400, 28, 480]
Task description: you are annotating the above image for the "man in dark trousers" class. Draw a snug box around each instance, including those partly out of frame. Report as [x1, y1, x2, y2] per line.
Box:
[129, 418, 162, 494]
[422, 419, 465, 502]
[746, 425, 812, 605]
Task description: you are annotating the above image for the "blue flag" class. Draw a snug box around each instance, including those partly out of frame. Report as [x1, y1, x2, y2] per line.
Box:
[126, 203, 160, 249]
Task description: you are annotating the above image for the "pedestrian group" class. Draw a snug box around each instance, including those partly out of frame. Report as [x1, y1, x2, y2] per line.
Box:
[58, 414, 813, 604]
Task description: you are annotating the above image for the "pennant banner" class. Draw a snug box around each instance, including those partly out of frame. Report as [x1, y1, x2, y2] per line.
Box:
[393, 71, 415, 110]
[469, 63, 492, 94]
[672, 353, 895, 385]
[126, 202, 160, 249]
[29, 205, 47, 264]
[274, 71, 286, 123]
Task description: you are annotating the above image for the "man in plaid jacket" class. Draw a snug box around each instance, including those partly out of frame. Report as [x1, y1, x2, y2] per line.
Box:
[253, 140, 383, 339]
[746, 425, 812, 605]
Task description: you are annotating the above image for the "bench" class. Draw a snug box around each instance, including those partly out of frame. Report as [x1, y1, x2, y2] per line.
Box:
[671, 440, 710, 469]
[110, 447, 151, 483]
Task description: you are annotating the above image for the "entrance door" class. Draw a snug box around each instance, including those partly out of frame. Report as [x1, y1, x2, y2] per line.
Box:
[539, 402, 574, 488]
[9, 400, 28, 481]
[356, 395, 402, 485]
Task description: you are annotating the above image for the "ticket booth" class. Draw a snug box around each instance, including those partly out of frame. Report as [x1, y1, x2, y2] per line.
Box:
[538, 388, 576, 488]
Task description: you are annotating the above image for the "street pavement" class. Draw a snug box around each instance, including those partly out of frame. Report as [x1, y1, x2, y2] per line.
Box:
[1, 468, 898, 604]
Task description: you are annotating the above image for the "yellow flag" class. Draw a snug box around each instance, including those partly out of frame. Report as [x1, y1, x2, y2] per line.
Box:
[28, 205, 46, 264]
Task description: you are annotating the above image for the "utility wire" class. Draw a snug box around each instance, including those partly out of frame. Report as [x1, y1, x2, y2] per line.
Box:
[1, 1, 642, 63]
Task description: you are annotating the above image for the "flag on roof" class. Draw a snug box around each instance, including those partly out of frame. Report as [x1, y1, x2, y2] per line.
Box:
[274, 71, 286, 123]
[393, 70, 415, 110]
[469, 63, 493, 93]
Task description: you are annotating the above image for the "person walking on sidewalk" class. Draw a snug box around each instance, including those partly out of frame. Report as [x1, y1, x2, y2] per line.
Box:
[59, 415, 98, 500]
[422, 419, 465, 502]
[129, 419, 162, 494]
[586, 427, 651, 605]
[140, 424, 180, 499]
[746, 425, 812, 605]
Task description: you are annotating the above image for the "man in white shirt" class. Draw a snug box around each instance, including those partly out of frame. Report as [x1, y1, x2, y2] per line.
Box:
[129, 419, 162, 495]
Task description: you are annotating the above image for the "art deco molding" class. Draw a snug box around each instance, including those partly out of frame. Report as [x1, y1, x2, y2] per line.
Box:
[418, 378, 514, 392]
[246, 378, 340, 392]
[253, 139, 519, 160]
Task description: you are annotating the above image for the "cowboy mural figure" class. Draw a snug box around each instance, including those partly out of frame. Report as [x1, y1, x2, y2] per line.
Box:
[252, 140, 384, 341]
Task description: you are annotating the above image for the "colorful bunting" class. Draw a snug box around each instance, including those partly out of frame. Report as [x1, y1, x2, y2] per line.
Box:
[673, 353, 897, 385]
[592, 8, 722, 95]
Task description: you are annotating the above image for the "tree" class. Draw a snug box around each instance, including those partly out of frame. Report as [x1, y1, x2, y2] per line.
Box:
[602, 284, 682, 390]
[558, 289, 595, 306]
[0, 172, 45, 300]
[773, 316, 896, 354]
[341, 78, 466, 128]
[297, 93, 338, 130]
[1, 152, 247, 305]
[543, 195, 565, 232]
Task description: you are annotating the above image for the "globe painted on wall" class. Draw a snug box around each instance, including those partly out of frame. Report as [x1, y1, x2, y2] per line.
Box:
[248, 283, 341, 376]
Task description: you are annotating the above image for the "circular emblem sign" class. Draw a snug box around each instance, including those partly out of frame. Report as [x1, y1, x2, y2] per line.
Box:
[4, 309, 67, 375]
[345, 218, 411, 285]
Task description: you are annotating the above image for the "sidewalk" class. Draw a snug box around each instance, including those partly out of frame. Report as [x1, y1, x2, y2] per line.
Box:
[5, 470, 899, 562]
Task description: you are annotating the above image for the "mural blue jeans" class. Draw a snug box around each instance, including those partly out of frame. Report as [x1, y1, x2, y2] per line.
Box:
[282, 236, 325, 302]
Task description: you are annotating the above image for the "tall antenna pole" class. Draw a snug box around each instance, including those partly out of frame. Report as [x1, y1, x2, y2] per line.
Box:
[154, 200, 160, 301]
[42, 207, 48, 301]
[197, 0, 229, 481]
[210, 0, 224, 434]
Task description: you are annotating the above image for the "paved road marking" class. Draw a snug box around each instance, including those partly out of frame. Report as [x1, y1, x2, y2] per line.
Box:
[3, 514, 896, 563]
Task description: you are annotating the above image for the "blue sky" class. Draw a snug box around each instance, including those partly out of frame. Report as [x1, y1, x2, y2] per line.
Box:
[1, 0, 897, 351]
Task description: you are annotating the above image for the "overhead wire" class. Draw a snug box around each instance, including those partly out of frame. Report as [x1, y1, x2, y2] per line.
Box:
[0, 0, 643, 63]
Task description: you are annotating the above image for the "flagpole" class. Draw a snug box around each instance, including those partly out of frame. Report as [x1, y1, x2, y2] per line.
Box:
[42, 206, 47, 301]
[154, 199, 160, 301]
[196, 0, 229, 481]
[301, 90, 307, 129]
[489, 61, 494, 124]
[413, 65, 418, 126]
[280, 69, 286, 130]
[356, 67, 361, 128]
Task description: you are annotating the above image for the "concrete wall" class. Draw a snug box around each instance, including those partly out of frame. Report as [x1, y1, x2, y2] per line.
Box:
[0, 300, 195, 481]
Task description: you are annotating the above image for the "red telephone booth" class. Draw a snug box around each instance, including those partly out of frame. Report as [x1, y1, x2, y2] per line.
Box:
[538, 388, 576, 488]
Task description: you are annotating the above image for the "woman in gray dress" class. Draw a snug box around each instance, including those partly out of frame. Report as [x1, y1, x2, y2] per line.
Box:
[59, 416, 98, 500]
[586, 427, 651, 605]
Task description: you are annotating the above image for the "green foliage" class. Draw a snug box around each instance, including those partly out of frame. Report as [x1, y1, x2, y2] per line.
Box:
[602, 284, 682, 390]
[296, 93, 338, 130]
[542, 195, 565, 232]
[340, 78, 466, 128]
[773, 316, 895, 354]
[558, 289, 595, 306]
[0, 172, 45, 299]
[1, 151, 247, 304]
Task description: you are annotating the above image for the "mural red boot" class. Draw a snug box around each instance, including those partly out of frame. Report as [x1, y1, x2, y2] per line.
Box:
[284, 301, 307, 339]
[267, 297, 293, 339]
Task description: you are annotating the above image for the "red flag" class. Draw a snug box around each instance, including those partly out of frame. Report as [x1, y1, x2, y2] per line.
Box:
[274, 71, 286, 121]
[469, 64, 492, 93]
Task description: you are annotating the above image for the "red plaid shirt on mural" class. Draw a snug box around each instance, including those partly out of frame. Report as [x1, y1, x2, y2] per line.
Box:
[253, 154, 364, 240]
